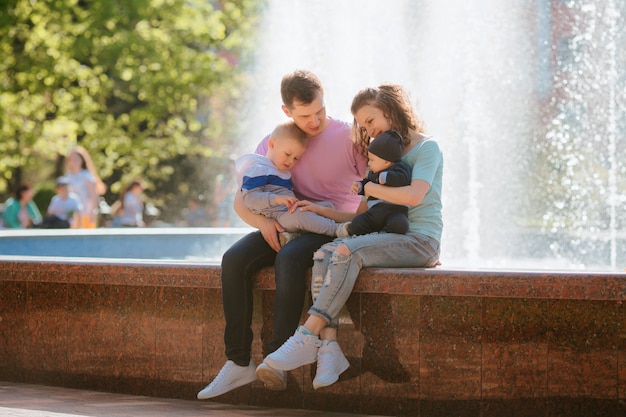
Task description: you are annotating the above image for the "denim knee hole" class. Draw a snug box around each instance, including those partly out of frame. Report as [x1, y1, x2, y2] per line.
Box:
[330, 247, 351, 264]
[313, 248, 326, 261]
[311, 274, 324, 299]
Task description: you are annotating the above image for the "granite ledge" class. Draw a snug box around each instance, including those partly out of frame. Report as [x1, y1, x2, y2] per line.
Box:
[1, 257, 625, 301]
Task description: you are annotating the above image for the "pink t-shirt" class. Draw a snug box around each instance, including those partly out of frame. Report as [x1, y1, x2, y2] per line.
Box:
[255, 118, 367, 212]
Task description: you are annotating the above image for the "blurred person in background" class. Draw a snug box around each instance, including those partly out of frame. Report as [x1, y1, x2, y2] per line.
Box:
[65, 146, 106, 228]
[112, 180, 145, 227]
[41, 176, 83, 229]
[184, 194, 209, 226]
[2, 182, 42, 228]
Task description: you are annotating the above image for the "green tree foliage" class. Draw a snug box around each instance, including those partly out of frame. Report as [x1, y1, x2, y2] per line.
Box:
[0, 0, 261, 221]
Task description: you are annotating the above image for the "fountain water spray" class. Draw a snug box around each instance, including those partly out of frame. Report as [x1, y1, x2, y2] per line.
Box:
[240, 0, 625, 270]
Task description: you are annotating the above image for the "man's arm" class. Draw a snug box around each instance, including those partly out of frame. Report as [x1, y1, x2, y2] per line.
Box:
[234, 189, 283, 252]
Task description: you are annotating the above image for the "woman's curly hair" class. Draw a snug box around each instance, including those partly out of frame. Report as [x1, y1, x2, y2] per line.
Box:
[350, 84, 425, 157]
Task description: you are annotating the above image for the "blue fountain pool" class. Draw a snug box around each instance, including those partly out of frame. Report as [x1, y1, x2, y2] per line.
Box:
[0, 227, 252, 262]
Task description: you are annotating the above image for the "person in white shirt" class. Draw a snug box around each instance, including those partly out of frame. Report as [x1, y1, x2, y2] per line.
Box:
[65, 146, 106, 228]
[116, 180, 145, 227]
[44, 176, 83, 228]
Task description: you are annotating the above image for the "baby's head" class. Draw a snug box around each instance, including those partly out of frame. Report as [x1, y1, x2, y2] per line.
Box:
[266, 121, 307, 172]
[367, 130, 404, 173]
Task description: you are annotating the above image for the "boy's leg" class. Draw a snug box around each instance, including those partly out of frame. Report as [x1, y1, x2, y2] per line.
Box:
[277, 210, 339, 237]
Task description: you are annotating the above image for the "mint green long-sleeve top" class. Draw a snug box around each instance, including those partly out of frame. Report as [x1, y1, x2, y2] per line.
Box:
[2, 198, 43, 228]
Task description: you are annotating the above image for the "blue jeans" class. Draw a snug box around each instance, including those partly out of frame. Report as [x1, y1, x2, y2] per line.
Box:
[221, 231, 332, 366]
[309, 232, 440, 326]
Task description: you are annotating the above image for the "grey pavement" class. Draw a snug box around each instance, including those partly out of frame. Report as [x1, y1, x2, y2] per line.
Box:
[0, 382, 390, 417]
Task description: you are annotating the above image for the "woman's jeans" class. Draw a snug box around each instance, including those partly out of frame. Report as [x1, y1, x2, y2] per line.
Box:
[221, 231, 332, 366]
[309, 232, 440, 326]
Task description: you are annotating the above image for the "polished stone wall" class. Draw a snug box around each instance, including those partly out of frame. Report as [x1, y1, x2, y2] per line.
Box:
[1, 259, 625, 416]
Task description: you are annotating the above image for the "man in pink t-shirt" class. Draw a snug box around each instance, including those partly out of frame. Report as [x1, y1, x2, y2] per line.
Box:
[198, 70, 367, 400]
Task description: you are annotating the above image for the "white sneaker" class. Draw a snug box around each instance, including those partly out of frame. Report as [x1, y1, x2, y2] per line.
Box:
[279, 231, 303, 247]
[255, 362, 287, 391]
[335, 222, 351, 238]
[197, 360, 256, 399]
[313, 340, 350, 389]
[264, 326, 322, 371]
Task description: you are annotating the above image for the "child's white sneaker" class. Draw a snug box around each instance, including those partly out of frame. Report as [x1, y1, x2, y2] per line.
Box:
[279, 231, 303, 247]
[335, 222, 351, 238]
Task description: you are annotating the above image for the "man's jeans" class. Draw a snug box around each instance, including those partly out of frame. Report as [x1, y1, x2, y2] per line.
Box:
[221, 231, 332, 366]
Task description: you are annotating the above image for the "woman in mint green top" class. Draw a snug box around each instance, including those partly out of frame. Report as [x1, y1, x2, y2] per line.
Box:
[2, 183, 43, 228]
[261, 84, 443, 389]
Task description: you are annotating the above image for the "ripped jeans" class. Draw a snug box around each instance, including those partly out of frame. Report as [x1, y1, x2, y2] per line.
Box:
[309, 232, 440, 327]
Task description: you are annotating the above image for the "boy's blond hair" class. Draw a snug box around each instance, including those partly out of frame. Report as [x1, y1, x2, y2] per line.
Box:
[270, 121, 307, 147]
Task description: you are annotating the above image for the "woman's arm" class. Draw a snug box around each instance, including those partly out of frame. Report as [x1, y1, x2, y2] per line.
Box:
[86, 180, 98, 218]
[364, 178, 430, 207]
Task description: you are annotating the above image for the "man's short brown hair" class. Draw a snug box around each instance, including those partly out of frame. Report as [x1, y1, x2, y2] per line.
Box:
[280, 69, 324, 109]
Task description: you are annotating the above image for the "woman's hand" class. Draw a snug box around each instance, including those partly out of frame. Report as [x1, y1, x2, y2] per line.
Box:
[289, 200, 324, 215]
[258, 216, 284, 252]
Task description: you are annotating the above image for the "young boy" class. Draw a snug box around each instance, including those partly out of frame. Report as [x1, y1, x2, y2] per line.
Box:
[42, 176, 83, 228]
[344, 129, 412, 236]
[235, 121, 350, 243]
